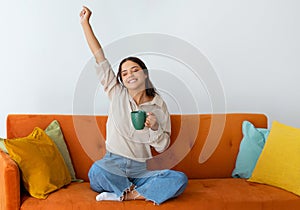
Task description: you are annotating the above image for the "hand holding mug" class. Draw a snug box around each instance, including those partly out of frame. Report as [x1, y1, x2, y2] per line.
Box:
[131, 111, 159, 131]
[145, 112, 159, 131]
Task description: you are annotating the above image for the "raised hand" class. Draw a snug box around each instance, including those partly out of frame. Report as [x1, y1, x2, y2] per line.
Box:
[79, 6, 105, 63]
[80, 6, 92, 24]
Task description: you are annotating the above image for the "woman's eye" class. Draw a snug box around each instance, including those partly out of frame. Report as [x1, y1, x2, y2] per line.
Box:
[122, 73, 127, 77]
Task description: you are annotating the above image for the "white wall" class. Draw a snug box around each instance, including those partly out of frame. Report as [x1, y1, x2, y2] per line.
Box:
[1, 0, 299, 137]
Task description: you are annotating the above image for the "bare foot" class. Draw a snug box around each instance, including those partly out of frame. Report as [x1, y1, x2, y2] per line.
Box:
[124, 189, 145, 200]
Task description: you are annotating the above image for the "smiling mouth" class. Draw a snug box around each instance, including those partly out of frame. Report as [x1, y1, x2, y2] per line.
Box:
[127, 78, 137, 84]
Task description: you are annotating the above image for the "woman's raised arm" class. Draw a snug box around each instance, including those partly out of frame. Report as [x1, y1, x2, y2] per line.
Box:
[80, 6, 105, 64]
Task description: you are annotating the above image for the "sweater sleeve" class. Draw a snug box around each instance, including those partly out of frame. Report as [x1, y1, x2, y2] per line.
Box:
[148, 113, 171, 153]
[95, 59, 120, 100]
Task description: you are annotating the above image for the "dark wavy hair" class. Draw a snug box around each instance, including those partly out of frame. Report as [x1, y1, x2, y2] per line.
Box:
[117, 57, 157, 97]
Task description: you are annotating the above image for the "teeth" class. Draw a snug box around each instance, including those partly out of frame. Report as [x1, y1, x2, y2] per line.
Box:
[128, 79, 137, 84]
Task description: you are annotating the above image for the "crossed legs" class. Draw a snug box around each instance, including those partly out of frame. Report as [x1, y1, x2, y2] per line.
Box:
[88, 155, 188, 204]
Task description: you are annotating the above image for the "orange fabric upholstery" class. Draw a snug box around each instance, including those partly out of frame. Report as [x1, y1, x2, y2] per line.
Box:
[149, 114, 268, 178]
[2, 113, 300, 210]
[6, 115, 108, 182]
[18, 180, 300, 210]
[0, 151, 20, 210]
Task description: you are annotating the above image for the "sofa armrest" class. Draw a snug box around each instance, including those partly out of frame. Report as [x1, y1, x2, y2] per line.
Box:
[0, 150, 20, 210]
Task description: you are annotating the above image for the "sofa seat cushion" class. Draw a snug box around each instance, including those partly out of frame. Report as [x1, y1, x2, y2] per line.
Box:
[20, 179, 300, 210]
[184, 179, 300, 210]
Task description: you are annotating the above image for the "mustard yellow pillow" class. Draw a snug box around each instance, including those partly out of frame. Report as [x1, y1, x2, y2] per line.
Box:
[248, 121, 300, 196]
[4, 127, 71, 199]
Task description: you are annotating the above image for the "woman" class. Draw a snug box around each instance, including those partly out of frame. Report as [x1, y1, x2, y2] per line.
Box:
[80, 6, 188, 205]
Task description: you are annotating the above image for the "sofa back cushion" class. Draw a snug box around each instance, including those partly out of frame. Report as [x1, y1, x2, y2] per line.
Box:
[6, 113, 267, 180]
[148, 114, 267, 178]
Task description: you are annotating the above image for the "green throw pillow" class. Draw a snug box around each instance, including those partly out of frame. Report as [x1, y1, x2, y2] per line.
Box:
[0, 138, 8, 153]
[45, 120, 83, 182]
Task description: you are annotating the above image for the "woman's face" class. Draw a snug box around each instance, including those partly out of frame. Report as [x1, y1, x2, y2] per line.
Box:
[120, 60, 147, 91]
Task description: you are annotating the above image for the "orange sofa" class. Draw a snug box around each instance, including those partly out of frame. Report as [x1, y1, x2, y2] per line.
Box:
[1, 113, 300, 210]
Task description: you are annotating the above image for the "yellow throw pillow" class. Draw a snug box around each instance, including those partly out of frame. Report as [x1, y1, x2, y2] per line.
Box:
[4, 127, 71, 199]
[248, 121, 300, 196]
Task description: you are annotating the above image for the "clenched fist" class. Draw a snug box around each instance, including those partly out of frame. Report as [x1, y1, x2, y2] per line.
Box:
[80, 6, 92, 24]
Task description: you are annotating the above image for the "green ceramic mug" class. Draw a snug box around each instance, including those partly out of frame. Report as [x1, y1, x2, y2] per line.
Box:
[131, 110, 147, 130]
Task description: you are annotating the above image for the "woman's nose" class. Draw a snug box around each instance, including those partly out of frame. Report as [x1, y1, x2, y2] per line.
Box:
[128, 70, 134, 76]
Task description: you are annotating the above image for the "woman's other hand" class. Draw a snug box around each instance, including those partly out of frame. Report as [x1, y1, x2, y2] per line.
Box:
[145, 112, 159, 131]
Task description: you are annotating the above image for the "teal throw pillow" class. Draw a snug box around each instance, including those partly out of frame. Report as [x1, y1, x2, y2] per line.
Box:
[232, 120, 269, 178]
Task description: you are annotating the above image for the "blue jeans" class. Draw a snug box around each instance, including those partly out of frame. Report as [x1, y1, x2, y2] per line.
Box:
[88, 152, 188, 205]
